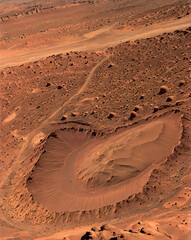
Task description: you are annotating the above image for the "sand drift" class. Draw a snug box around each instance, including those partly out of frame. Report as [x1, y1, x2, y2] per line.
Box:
[27, 112, 182, 212]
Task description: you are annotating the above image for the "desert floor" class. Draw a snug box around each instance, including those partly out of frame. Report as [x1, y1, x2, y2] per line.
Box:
[0, 0, 191, 239]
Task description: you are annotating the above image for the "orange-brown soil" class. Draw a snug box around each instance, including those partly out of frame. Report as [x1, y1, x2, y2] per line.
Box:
[0, 0, 190, 68]
[0, 0, 191, 240]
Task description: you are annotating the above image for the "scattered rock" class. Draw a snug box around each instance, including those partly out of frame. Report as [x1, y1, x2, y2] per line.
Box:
[153, 106, 159, 113]
[1, 71, 6, 76]
[158, 85, 169, 95]
[107, 112, 116, 119]
[159, 104, 170, 110]
[140, 228, 146, 234]
[175, 101, 182, 106]
[129, 111, 137, 120]
[133, 105, 141, 112]
[166, 96, 174, 102]
[140, 94, 145, 99]
[91, 226, 99, 232]
[61, 115, 67, 121]
[71, 112, 79, 117]
[179, 80, 185, 87]
[81, 231, 93, 240]
[49, 132, 57, 138]
[100, 224, 110, 231]
[140, 228, 151, 235]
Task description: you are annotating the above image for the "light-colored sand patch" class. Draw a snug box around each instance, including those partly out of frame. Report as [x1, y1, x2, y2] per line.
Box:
[84, 25, 114, 38]
[11, 129, 20, 137]
[31, 88, 41, 93]
[32, 132, 46, 147]
[79, 97, 95, 105]
[3, 112, 16, 123]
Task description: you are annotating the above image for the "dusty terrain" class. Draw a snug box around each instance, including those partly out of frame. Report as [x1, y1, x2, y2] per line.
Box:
[0, 0, 191, 239]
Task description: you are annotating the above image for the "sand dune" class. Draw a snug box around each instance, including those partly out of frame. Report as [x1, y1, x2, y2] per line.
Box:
[27, 112, 182, 212]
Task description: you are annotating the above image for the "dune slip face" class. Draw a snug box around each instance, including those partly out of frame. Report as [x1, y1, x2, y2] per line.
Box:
[27, 112, 182, 212]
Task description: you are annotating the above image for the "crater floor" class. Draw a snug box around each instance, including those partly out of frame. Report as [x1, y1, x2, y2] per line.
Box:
[28, 113, 182, 212]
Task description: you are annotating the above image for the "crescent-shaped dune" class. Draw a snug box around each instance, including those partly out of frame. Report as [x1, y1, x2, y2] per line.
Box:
[27, 112, 182, 212]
